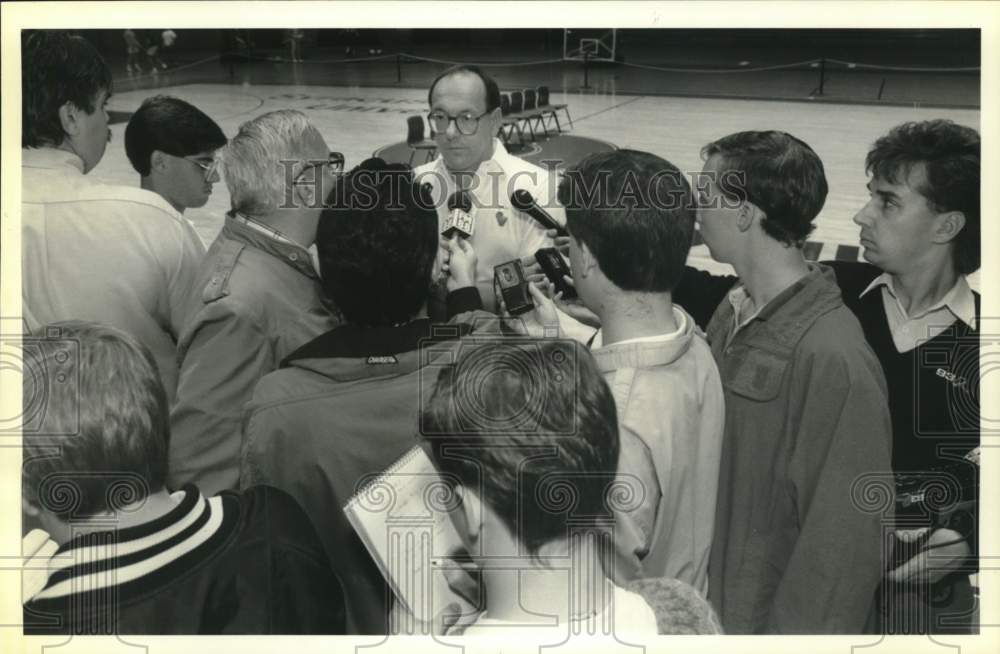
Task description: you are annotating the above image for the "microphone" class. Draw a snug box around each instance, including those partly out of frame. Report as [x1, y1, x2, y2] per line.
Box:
[442, 191, 475, 239]
[510, 190, 567, 236]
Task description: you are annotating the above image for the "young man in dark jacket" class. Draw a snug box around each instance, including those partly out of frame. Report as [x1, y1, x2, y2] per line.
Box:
[22, 321, 345, 634]
[674, 120, 981, 634]
[240, 159, 496, 634]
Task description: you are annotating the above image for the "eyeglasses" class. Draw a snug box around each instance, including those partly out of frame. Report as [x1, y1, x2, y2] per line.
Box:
[427, 110, 493, 136]
[182, 155, 220, 182]
[294, 151, 345, 185]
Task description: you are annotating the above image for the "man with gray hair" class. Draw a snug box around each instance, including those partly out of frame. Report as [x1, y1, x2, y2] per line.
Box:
[170, 109, 341, 495]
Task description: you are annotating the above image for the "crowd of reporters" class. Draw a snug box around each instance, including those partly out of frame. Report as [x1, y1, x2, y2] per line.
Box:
[19, 31, 980, 637]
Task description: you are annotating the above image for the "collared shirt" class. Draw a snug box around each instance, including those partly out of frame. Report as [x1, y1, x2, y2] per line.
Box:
[21, 147, 206, 404]
[169, 214, 339, 495]
[230, 212, 301, 248]
[230, 211, 323, 274]
[589, 306, 724, 595]
[590, 309, 687, 350]
[414, 138, 565, 312]
[727, 285, 765, 334]
[860, 272, 977, 353]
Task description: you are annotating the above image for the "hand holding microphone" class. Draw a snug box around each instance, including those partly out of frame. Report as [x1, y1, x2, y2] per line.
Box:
[443, 190, 475, 239]
[444, 236, 478, 292]
[510, 190, 568, 237]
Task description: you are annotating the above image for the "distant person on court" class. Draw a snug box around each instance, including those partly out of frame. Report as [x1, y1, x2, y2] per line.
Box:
[669, 131, 892, 633]
[423, 339, 721, 636]
[171, 110, 341, 496]
[123, 28, 143, 74]
[125, 95, 227, 214]
[414, 65, 565, 312]
[21, 30, 205, 405]
[547, 149, 725, 595]
[143, 28, 167, 71]
[160, 29, 177, 67]
[21, 321, 347, 634]
[241, 159, 498, 634]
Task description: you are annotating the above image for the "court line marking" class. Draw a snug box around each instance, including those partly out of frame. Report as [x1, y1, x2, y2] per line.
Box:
[571, 95, 647, 124]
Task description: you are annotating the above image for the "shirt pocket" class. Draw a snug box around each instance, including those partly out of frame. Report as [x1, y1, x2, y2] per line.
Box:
[722, 344, 789, 402]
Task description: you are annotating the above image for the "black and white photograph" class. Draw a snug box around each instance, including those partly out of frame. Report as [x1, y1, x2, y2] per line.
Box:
[2, 2, 996, 652]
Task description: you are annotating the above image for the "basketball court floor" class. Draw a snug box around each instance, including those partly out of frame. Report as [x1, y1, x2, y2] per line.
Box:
[94, 71, 981, 285]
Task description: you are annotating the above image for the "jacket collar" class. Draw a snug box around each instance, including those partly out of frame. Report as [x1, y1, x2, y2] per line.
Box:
[706, 264, 846, 401]
[30, 486, 233, 604]
[221, 212, 318, 279]
[708, 263, 844, 355]
[284, 318, 466, 362]
[590, 306, 697, 372]
[22, 147, 85, 174]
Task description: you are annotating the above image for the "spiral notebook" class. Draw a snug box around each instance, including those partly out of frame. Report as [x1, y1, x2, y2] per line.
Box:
[343, 444, 471, 622]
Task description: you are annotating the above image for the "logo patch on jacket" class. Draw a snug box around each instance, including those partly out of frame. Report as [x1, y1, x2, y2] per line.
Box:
[496, 211, 507, 226]
[367, 355, 399, 365]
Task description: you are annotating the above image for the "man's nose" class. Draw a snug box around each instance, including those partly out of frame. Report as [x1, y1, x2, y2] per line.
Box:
[444, 119, 460, 139]
[208, 168, 221, 184]
[853, 202, 873, 227]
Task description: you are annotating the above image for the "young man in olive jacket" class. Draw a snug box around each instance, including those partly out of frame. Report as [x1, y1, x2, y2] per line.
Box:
[679, 131, 893, 634]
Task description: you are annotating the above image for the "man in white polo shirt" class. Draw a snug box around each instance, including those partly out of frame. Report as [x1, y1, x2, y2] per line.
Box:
[414, 65, 565, 313]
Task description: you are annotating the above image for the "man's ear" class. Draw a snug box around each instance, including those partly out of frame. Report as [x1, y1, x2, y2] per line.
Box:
[149, 150, 169, 174]
[931, 210, 966, 245]
[293, 170, 321, 209]
[57, 101, 83, 139]
[737, 202, 759, 233]
[489, 107, 502, 136]
[576, 238, 599, 279]
[453, 484, 483, 547]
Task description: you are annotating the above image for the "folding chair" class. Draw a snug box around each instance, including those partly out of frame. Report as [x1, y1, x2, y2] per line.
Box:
[537, 86, 572, 131]
[508, 90, 536, 140]
[521, 88, 549, 137]
[498, 93, 525, 145]
[406, 115, 437, 166]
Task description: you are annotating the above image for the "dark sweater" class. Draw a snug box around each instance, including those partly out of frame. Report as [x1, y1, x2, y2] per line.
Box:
[825, 261, 979, 471]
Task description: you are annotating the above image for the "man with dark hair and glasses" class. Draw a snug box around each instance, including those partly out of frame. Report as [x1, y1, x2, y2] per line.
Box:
[170, 110, 342, 496]
[125, 95, 227, 214]
[21, 31, 205, 405]
[415, 65, 566, 313]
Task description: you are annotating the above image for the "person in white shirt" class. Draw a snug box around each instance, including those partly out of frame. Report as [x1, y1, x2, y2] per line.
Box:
[414, 65, 565, 313]
[554, 149, 725, 594]
[21, 31, 205, 404]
